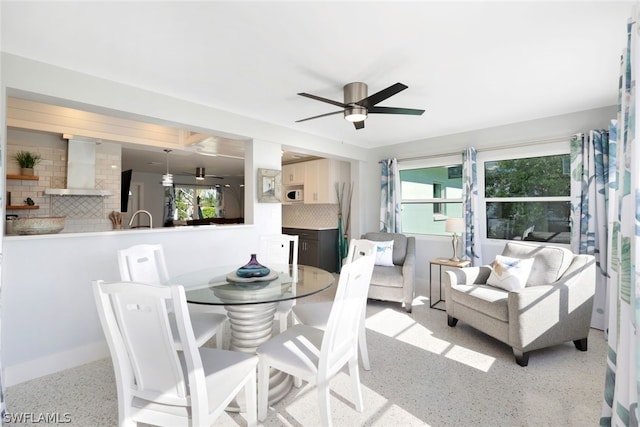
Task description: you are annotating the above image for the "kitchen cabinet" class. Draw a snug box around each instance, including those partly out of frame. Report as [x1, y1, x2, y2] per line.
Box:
[299, 238, 319, 267]
[282, 162, 305, 185]
[304, 159, 332, 204]
[283, 227, 339, 273]
[282, 158, 349, 204]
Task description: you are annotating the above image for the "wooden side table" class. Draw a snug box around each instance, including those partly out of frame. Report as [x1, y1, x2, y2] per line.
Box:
[429, 258, 471, 310]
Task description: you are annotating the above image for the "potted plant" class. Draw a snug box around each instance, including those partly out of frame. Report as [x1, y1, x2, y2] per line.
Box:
[14, 150, 42, 175]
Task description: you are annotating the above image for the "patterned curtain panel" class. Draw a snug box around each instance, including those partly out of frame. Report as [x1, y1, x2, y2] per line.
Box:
[379, 158, 402, 233]
[462, 147, 483, 265]
[569, 130, 610, 330]
[0, 139, 5, 420]
[600, 15, 639, 427]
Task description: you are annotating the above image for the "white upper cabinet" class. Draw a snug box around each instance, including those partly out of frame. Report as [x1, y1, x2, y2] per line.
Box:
[282, 158, 349, 204]
[282, 162, 306, 185]
[304, 159, 331, 204]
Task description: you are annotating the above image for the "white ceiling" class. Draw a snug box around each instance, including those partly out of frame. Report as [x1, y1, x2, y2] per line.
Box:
[1, 1, 632, 152]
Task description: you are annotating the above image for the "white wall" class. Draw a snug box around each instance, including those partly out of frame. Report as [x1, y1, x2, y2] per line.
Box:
[248, 138, 283, 235]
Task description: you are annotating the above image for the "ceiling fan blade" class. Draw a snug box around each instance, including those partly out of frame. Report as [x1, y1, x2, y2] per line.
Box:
[296, 110, 344, 123]
[357, 83, 408, 108]
[369, 106, 425, 115]
[298, 92, 348, 108]
[354, 120, 365, 130]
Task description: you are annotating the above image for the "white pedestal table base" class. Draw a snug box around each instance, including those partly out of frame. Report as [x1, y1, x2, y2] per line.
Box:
[224, 302, 292, 412]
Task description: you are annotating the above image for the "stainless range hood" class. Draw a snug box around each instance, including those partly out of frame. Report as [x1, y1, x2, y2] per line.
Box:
[44, 137, 112, 197]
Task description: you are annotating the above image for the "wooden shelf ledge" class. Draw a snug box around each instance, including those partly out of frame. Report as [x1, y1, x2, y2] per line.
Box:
[7, 174, 39, 181]
[6, 205, 39, 210]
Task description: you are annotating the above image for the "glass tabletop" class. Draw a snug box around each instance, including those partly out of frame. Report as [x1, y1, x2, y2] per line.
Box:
[168, 264, 335, 306]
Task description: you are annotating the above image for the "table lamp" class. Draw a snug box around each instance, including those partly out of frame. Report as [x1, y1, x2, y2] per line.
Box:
[445, 217, 465, 262]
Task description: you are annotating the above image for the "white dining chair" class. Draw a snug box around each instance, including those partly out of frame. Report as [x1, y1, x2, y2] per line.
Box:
[291, 238, 377, 370]
[117, 244, 227, 349]
[92, 280, 258, 427]
[256, 254, 376, 426]
[258, 234, 299, 333]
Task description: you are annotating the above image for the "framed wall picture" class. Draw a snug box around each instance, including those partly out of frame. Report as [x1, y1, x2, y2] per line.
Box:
[257, 168, 282, 203]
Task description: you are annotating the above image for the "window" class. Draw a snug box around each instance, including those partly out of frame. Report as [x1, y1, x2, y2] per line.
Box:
[174, 186, 222, 220]
[399, 158, 463, 235]
[432, 182, 444, 216]
[482, 152, 570, 243]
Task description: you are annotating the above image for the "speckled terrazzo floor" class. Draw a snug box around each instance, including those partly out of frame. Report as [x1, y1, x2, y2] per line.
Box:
[6, 287, 607, 427]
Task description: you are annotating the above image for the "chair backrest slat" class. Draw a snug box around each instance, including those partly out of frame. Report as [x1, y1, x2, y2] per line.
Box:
[117, 244, 170, 285]
[319, 254, 375, 376]
[345, 239, 377, 263]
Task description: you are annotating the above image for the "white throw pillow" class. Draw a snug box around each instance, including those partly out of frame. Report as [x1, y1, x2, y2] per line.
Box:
[369, 240, 395, 267]
[486, 255, 534, 291]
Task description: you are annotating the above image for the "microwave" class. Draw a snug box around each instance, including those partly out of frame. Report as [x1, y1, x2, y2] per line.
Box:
[286, 189, 304, 202]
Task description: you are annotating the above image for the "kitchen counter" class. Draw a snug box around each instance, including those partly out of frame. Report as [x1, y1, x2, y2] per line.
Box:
[282, 225, 337, 230]
[4, 223, 250, 240]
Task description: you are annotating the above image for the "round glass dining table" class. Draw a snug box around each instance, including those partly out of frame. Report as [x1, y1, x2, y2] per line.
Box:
[168, 263, 335, 409]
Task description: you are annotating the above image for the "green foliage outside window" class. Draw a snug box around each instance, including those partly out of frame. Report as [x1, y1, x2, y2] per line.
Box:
[485, 154, 570, 198]
[485, 154, 571, 242]
[175, 187, 220, 220]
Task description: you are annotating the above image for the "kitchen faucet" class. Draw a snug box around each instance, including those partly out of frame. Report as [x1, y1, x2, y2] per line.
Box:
[128, 210, 153, 229]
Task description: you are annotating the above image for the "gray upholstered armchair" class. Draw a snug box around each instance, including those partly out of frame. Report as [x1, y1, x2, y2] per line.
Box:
[444, 241, 595, 366]
[362, 232, 415, 313]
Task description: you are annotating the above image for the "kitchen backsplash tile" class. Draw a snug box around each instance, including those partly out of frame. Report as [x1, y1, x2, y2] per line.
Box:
[52, 196, 113, 233]
[282, 204, 339, 229]
[7, 129, 121, 233]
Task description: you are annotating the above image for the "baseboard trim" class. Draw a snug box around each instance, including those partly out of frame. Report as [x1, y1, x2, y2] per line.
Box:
[5, 342, 109, 387]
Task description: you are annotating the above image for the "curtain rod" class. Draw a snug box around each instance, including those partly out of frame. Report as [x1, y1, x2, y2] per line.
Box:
[379, 134, 578, 163]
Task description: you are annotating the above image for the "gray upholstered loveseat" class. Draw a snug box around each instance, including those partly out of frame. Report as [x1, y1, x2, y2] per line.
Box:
[362, 232, 415, 312]
[444, 241, 595, 366]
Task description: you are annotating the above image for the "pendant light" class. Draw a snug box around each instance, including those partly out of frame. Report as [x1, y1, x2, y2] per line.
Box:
[162, 149, 173, 187]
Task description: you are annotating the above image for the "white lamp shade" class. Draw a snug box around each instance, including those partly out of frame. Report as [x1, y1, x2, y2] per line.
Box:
[345, 112, 367, 122]
[445, 217, 465, 233]
[161, 173, 173, 187]
[344, 106, 368, 122]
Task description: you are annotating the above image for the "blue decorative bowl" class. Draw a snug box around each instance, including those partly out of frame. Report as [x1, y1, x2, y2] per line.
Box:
[236, 253, 271, 278]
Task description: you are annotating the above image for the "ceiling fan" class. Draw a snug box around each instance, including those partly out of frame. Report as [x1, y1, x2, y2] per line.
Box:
[175, 167, 224, 180]
[296, 82, 425, 129]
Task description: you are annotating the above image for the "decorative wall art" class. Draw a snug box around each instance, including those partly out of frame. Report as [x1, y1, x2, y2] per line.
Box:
[257, 168, 281, 203]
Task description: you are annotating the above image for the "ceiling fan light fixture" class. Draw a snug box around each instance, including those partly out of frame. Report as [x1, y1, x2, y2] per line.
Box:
[344, 106, 367, 122]
[196, 167, 205, 180]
